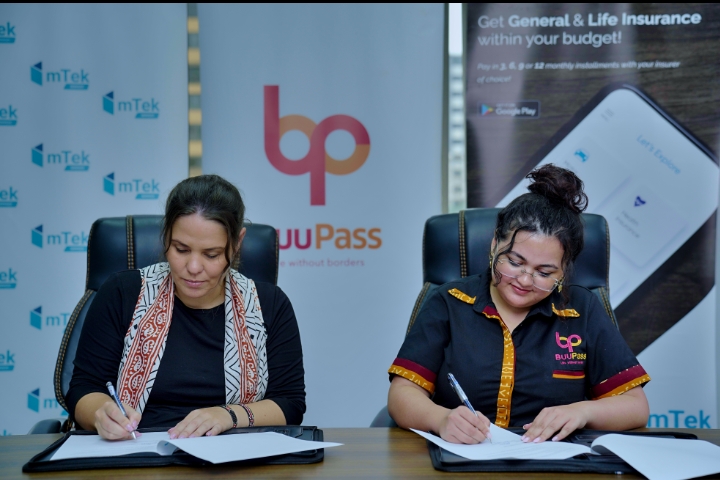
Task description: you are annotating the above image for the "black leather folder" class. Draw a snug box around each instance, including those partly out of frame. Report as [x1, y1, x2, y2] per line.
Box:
[23, 425, 324, 473]
[427, 428, 697, 474]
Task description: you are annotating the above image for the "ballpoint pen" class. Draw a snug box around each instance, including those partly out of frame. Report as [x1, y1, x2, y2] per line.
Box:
[106, 382, 137, 440]
[447, 372, 492, 443]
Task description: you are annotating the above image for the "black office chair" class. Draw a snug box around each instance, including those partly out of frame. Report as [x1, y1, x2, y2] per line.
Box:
[369, 208, 614, 427]
[29, 215, 278, 434]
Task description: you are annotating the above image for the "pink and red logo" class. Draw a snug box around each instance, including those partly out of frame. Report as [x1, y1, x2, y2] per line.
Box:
[556, 332, 582, 352]
[264, 86, 370, 206]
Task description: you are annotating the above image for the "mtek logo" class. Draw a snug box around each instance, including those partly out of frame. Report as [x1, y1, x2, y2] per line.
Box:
[264, 85, 370, 206]
[31, 62, 89, 90]
[0, 349, 15, 372]
[0, 104, 17, 126]
[0, 268, 17, 289]
[28, 388, 67, 415]
[32, 144, 90, 171]
[0, 22, 15, 44]
[279, 224, 381, 250]
[32, 225, 88, 252]
[0, 186, 18, 207]
[103, 91, 159, 119]
[30, 306, 70, 330]
[648, 410, 711, 429]
[104, 173, 160, 200]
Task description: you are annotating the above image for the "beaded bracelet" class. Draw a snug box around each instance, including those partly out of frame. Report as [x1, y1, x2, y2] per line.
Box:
[218, 404, 237, 428]
[239, 404, 255, 427]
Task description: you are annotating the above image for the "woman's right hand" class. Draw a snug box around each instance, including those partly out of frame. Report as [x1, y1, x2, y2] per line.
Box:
[94, 400, 141, 440]
[438, 406, 491, 444]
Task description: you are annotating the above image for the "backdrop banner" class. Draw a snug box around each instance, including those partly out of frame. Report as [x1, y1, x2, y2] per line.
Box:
[0, 4, 188, 435]
[198, 4, 444, 427]
[465, 3, 719, 428]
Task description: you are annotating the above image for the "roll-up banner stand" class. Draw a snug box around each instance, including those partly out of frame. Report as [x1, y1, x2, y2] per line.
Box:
[199, 4, 444, 426]
[465, 3, 720, 428]
[0, 4, 188, 435]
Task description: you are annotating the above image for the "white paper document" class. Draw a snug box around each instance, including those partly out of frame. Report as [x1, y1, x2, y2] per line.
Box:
[167, 432, 342, 464]
[411, 425, 591, 460]
[412, 427, 720, 480]
[51, 431, 342, 464]
[51, 432, 174, 460]
[593, 434, 720, 480]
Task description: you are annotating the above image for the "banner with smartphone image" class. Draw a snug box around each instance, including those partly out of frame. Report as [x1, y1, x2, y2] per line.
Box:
[465, 3, 720, 427]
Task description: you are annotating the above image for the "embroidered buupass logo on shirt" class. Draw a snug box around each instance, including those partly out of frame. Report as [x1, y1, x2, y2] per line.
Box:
[556, 331, 582, 352]
[555, 331, 586, 364]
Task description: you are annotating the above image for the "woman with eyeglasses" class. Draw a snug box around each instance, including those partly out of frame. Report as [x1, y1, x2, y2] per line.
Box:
[386, 164, 650, 444]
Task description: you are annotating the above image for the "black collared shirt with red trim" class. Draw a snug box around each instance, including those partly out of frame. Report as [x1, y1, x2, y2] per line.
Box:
[388, 272, 650, 428]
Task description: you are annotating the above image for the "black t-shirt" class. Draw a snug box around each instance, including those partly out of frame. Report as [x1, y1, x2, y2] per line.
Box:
[389, 272, 650, 428]
[67, 270, 306, 427]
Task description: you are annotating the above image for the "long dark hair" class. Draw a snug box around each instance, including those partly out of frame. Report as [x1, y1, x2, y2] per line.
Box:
[491, 164, 588, 302]
[161, 175, 245, 270]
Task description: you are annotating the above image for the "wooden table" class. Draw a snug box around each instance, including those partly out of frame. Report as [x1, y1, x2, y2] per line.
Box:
[2, 428, 720, 479]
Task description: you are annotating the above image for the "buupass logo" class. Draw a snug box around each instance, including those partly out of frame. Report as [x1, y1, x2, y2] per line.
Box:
[32, 144, 90, 171]
[264, 85, 370, 206]
[103, 91, 159, 119]
[31, 62, 89, 90]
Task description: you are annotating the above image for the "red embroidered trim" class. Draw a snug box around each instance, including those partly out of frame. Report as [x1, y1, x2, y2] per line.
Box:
[592, 365, 650, 399]
[391, 358, 437, 384]
[118, 275, 174, 409]
[388, 364, 435, 394]
[231, 280, 259, 404]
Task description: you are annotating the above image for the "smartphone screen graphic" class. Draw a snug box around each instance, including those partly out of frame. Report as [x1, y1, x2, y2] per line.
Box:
[496, 86, 719, 307]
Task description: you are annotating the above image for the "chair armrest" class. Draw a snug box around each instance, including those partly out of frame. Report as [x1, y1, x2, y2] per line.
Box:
[27, 419, 62, 434]
[370, 406, 399, 427]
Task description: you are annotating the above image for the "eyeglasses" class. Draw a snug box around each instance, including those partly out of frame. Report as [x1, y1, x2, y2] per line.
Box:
[494, 256, 562, 292]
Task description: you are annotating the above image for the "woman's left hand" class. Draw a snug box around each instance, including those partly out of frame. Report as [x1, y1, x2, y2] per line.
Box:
[521, 403, 589, 443]
[168, 407, 233, 439]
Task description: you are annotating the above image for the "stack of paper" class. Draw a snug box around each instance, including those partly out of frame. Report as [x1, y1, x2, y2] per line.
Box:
[51, 431, 342, 464]
[413, 425, 720, 480]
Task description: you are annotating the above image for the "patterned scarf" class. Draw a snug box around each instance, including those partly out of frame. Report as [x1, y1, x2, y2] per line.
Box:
[116, 263, 268, 413]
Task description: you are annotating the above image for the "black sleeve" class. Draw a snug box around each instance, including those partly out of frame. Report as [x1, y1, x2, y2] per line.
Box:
[65, 271, 140, 419]
[255, 282, 306, 425]
[388, 287, 451, 394]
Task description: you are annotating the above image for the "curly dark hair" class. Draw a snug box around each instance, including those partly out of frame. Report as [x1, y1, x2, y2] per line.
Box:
[491, 164, 588, 301]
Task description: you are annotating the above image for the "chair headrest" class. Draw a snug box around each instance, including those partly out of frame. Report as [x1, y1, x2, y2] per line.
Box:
[423, 208, 609, 290]
[86, 215, 278, 290]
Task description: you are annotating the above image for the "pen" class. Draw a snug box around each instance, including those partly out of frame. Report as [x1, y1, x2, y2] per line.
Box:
[105, 382, 137, 440]
[447, 373, 491, 443]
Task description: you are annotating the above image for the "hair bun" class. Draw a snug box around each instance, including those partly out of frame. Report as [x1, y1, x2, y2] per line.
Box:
[526, 164, 588, 214]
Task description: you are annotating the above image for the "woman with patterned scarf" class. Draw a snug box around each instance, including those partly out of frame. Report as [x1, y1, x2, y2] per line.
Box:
[67, 175, 305, 440]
